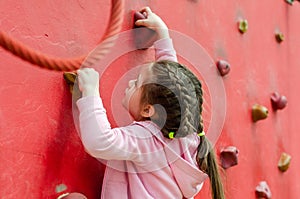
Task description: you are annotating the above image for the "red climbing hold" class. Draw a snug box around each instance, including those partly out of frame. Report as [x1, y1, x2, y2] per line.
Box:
[216, 60, 231, 76]
[133, 11, 157, 49]
[220, 146, 239, 169]
[255, 181, 272, 199]
[271, 92, 287, 110]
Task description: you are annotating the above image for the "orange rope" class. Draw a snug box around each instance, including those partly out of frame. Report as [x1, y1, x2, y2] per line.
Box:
[0, 0, 124, 71]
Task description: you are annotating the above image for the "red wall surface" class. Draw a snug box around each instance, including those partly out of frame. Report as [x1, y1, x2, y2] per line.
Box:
[0, 1, 300, 198]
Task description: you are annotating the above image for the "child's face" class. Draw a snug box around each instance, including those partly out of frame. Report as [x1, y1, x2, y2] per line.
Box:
[122, 64, 153, 121]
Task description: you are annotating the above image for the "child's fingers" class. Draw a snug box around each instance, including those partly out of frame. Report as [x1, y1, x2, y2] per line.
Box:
[139, 6, 152, 16]
[135, 19, 149, 27]
[139, 6, 152, 13]
[77, 68, 88, 75]
[77, 69, 83, 80]
[78, 68, 95, 74]
[77, 69, 86, 81]
[77, 68, 96, 81]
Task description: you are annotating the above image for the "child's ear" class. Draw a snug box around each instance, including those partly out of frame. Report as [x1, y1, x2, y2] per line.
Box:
[140, 104, 155, 118]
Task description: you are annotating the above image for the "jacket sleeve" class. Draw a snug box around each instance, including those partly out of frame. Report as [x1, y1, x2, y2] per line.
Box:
[76, 38, 177, 161]
[76, 96, 144, 161]
[154, 38, 178, 62]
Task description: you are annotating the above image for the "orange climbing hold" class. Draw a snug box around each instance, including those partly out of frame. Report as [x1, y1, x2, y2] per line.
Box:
[278, 152, 292, 172]
[238, 19, 248, 34]
[252, 104, 268, 122]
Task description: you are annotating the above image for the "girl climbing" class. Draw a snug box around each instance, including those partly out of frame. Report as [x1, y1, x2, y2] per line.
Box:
[76, 7, 225, 199]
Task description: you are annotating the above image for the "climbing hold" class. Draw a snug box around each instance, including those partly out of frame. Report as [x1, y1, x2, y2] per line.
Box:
[278, 152, 291, 172]
[285, 0, 294, 5]
[255, 181, 272, 199]
[220, 146, 239, 169]
[133, 11, 157, 49]
[271, 92, 287, 110]
[63, 72, 82, 101]
[238, 19, 248, 34]
[58, 193, 88, 199]
[252, 104, 268, 122]
[63, 72, 77, 94]
[134, 11, 146, 23]
[216, 60, 231, 76]
[275, 32, 285, 43]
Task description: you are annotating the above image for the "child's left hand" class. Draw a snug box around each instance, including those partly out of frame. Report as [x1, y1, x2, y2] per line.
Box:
[77, 68, 100, 97]
[135, 7, 169, 40]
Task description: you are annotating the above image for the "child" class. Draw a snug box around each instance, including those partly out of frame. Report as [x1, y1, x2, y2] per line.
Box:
[76, 7, 225, 199]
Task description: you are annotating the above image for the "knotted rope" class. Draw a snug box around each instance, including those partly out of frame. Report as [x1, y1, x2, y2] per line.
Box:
[0, 0, 124, 71]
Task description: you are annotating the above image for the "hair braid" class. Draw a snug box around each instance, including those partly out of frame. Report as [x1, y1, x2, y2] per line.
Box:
[140, 60, 225, 199]
[151, 61, 200, 138]
[175, 64, 204, 134]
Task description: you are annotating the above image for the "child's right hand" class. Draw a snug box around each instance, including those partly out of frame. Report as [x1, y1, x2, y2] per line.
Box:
[135, 7, 169, 40]
[77, 68, 100, 97]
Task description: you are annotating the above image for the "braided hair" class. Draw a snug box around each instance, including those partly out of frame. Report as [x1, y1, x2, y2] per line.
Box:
[140, 60, 225, 199]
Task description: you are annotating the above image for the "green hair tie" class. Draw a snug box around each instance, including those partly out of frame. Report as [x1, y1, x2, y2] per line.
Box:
[168, 132, 175, 139]
[198, 131, 206, 137]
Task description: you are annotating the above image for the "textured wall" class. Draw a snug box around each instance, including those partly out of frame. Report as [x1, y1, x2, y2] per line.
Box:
[0, 0, 299, 198]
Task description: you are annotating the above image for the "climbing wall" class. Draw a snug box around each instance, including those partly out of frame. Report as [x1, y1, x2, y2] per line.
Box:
[0, 0, 299, 198]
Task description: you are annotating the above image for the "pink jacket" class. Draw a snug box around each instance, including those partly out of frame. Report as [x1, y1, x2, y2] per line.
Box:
[76, 38, 208, 199]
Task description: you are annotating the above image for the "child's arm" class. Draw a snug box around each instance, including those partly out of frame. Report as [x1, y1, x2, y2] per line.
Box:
[75, 7, 177, 161]
[76, 69, 146, 161]
[135, 7, 177, 62]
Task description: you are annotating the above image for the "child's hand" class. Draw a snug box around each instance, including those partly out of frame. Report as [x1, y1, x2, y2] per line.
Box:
[77, 68, 100, 97]
[135, 7, 169, 40]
